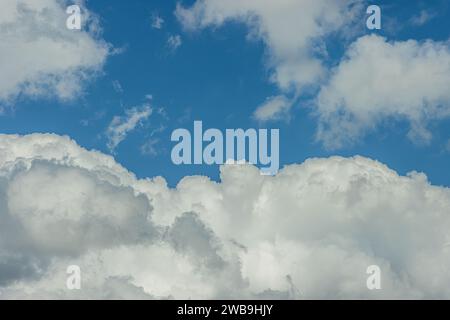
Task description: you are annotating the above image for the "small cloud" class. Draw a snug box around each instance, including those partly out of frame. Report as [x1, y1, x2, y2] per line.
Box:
[410, 10, 436, 26]
[141, 138, 160, 157]
[253, 95, 292, 122]
[151, 15, 164, 29]
[112, 80, 123, 94]
[111, 46, 128, 56]
[150, 123, 166, 137]
[106, 105, 152, 152]
[167, 34, 182, 51]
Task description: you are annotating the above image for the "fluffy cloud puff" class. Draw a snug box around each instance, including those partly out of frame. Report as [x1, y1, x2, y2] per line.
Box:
[0, 133, 450, 299]
[0, 0, 110, 103]
[316, 35, 450, 149]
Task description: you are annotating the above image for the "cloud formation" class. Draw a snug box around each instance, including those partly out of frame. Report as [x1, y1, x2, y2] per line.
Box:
[176, 0, 363, 120]
[316, 35, 450, 149]
[167, 34, 182, 51]
[106, 105, 152, 152]
[0, 0, 110, 104]
[1, 133, 450, 299]
[151, 15, 164, 29]
[177, 1, 450, 150]
[253, 95, 292, 122]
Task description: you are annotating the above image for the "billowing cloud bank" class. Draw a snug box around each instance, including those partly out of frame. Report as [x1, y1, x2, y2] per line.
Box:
[0, 133, 449, 299]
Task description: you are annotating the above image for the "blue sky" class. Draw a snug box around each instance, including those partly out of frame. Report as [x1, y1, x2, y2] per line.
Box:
[2, 0, 450, 187]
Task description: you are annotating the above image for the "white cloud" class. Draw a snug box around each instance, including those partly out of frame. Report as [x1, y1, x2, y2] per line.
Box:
[253, 95, 292, 122]
[176, 0, 363, 120]
[106, 105, 152, 152]
[316, 35, 450, 149]
[176, 1, 450, 148]
[0, 0, 111, 104]
[151, 15, 165, 29]
[1, 133, 450, 299]
[167, 34, 182, 51]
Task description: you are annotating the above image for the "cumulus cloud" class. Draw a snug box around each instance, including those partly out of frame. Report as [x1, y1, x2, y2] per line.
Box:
[0, 133, 450, 299]
[316, 35, 450, 149]
[106, 105, 152, 152]
[176, 0, 363, 120]
[0, 0, 111, 104]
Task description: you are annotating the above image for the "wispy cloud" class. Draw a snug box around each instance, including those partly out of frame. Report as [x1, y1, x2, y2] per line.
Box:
[409, 10, 437, 26]
[151, 15, 164, 29]
[106, 105, 152, 152]
[112, 80, 123, 94]
[167, 34, 182, 51]
[140, 138, 160, 157]
[253, 95, 292, 122]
